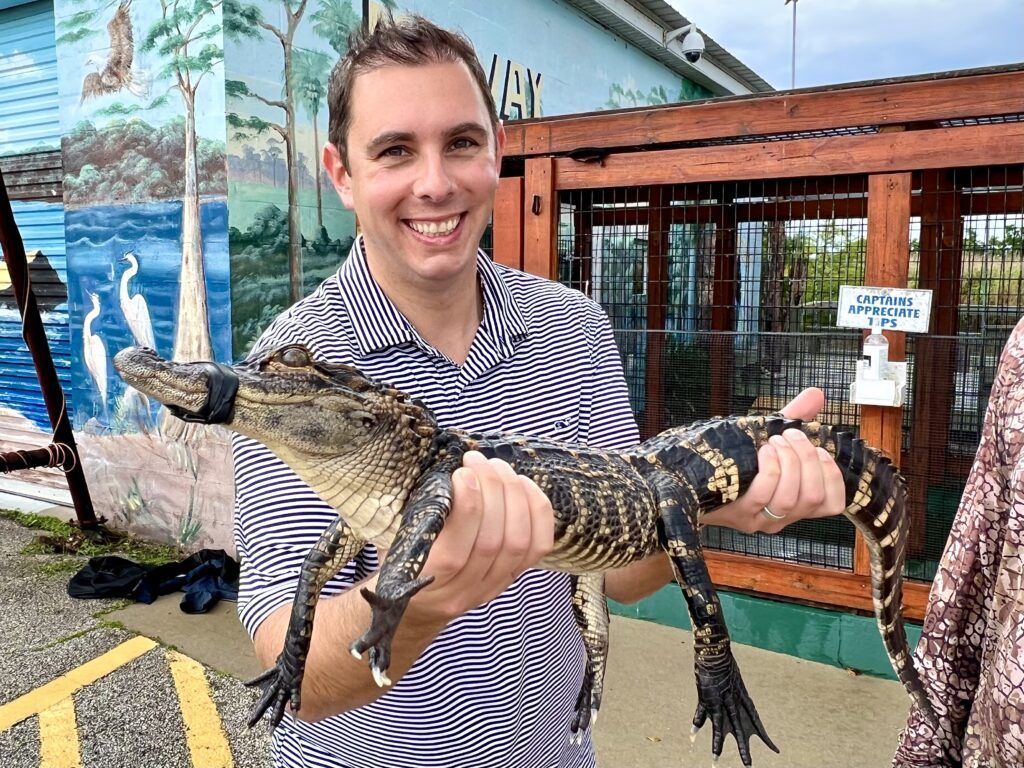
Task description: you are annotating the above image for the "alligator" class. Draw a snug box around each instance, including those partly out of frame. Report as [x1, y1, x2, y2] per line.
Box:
[113, 343, 938, 766]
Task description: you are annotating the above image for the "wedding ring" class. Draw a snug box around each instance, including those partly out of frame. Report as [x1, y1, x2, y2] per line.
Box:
[761, 505, 786, 521]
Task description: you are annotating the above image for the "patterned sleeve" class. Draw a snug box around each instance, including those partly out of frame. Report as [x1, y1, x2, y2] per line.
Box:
[577, 296, 640, 451]
[892, 317, 1024, 766]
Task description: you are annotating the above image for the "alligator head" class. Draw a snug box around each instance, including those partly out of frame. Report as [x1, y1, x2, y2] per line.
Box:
[113, 345, 440, 537]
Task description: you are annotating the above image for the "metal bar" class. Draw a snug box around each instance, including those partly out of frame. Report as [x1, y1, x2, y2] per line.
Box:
[0, 446, 65, 474]
[0, 167, 98, 528]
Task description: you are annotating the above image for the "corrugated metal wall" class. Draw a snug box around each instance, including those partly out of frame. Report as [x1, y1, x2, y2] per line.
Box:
[0, 0, 71, 499]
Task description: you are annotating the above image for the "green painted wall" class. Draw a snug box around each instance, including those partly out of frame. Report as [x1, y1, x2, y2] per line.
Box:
[611, 587, 923, 680]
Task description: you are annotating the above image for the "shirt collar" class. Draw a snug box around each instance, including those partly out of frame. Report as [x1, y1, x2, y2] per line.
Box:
[336, 236, 530, 359]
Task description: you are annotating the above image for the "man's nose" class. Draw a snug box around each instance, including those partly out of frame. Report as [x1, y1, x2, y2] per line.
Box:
[412, 153, 454, 200]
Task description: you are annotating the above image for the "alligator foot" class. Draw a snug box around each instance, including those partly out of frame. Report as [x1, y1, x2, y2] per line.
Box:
[351, 576, 434, 686]
[244, 648, 305, 729]
[691, 658, 778, 766]
[569, 668, 600, 742]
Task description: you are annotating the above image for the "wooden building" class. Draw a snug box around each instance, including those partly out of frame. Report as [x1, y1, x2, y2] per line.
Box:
[493, 65, 1024, 631]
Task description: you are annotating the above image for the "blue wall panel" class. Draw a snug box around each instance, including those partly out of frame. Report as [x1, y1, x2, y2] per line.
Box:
[0, 1, 70, 432]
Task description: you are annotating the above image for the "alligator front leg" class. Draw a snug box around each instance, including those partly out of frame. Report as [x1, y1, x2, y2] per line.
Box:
[351, 464, 456, 686]
[246, 516, 364, 728]
[650, 472, 778, 766]
[568, 572, 609, 740]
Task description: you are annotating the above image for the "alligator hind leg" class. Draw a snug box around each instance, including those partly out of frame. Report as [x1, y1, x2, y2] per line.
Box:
[351, 465, 456, 685]
[650, 472, 778, 767]
[568, 573, 609, 740]
[246, 516, 363, 728]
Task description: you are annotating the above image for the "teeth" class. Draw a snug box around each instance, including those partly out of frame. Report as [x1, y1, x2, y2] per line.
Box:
[408, 215, 460, 236]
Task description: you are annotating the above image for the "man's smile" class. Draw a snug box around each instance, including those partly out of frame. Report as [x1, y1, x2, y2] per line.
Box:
[403, 213, 465, 240]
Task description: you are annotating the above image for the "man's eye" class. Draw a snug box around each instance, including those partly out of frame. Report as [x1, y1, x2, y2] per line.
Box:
[450, 138, 478, 151]
[380, 146, 408, 158]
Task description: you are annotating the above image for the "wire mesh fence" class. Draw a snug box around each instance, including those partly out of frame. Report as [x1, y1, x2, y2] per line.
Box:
[556, 165, 1023, 580]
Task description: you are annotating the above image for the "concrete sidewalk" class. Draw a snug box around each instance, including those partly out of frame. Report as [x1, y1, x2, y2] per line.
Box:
[107, 560, 911, 768]
[3, 493, 910, 767]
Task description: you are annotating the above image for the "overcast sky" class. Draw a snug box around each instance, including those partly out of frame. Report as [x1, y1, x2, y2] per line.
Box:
[669, 0, 1024, 90]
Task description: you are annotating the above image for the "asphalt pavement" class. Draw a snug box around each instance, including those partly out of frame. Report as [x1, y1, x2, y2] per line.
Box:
[0, 501, 913, 768]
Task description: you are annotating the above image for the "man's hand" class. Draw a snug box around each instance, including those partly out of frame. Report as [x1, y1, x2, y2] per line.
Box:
[700, 387, 847, 534]
[405, 451, 555, 627]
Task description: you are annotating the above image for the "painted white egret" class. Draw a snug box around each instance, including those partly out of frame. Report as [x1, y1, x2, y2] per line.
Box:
[118, 250, 157, 350]
[83, 291, 108, 408]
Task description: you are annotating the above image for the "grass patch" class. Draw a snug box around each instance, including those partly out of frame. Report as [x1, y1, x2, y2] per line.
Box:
[2, 509, 183, 565]
[0, 510, 71, 537]
[34, 619, 128, 651]
[34, 557, 87, 577]
[94, 599, 133, 617]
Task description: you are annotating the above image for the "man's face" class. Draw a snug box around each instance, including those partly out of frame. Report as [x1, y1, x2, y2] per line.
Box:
[324, 60, 505, 290]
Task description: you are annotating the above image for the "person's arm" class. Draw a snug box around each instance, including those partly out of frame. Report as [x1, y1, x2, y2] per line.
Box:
[891, 320, 1023, 767]
[243, 450, 555, 722]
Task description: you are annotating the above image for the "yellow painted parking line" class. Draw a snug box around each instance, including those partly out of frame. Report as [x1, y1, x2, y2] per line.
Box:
[38, 696, 81, 768]
[168, 651, 234, 768]
[0, 635, 158, 732]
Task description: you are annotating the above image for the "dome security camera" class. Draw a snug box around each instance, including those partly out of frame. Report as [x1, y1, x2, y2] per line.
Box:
[665, 24, 705, 64]
[680, 28, 705, 63]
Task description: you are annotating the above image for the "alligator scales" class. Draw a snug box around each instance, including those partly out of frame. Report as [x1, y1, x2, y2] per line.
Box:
[114, 344, 938, 765]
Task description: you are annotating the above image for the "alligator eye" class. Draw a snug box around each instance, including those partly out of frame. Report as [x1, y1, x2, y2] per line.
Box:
[279, 346, 311, 368]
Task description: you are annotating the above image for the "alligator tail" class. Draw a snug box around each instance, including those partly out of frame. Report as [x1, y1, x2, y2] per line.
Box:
[800, 420, 936, 728]
[684, 414, 936, 726]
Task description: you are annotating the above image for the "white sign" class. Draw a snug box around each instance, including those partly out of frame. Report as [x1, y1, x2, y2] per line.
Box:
[836, 285, 932, 333]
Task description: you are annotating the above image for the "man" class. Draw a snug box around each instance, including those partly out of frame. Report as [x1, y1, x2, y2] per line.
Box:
[233, 15, 847, 768]
[892, 315, 1024, 768]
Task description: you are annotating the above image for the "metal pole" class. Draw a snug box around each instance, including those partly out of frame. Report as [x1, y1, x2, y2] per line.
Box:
[0, 167, 99, 528]
[363, 0, 369, 32]
[791, 0, 798, 89]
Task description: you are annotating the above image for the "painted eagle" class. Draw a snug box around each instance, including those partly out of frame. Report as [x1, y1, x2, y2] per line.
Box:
[80, 0, 147, 104]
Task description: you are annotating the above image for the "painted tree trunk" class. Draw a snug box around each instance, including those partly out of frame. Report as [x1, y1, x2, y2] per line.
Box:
[284, 52, 302, 304]
[163, 86, 214, 440]
[313, 111, 323, 234]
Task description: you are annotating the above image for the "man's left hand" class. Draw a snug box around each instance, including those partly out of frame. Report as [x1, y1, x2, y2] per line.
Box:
[700, 387, 847, 534]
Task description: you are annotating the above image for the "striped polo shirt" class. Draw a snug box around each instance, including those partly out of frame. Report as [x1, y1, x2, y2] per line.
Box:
[233, 237, 639, 768]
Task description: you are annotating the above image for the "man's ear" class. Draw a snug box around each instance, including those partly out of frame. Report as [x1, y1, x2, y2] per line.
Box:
[494, 120, 506, 175]
[323, 142, 355, 210]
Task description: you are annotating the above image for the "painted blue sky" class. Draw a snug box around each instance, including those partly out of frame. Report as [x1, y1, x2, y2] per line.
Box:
[671, 0, 1024, 90]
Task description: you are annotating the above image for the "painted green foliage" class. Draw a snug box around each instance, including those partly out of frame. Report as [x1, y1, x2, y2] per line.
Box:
[604, 78, 711, 109]
[225, 0, 397, 356]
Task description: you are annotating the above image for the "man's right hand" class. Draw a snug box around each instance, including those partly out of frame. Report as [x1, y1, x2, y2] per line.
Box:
[407, 451, 556, 625]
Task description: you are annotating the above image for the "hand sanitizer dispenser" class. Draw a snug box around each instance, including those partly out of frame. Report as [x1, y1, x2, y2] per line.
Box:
[850, 331, 907, 407]
[837, 284, 931, 410]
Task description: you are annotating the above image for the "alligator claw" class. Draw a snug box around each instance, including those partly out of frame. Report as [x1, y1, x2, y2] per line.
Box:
[693, 657, 778, 767]
[571, 669, 601, 735]
[351, 576, 433, 684]
[244, 651, 304, 728]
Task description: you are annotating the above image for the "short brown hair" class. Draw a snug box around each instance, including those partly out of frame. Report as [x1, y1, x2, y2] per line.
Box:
[326, 14, 499, 163]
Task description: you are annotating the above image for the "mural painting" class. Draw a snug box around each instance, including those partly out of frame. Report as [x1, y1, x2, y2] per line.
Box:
[225, 0, 711, 357]
[224, 0, 373, 357]
[51, 0, 233, 549]
[1, 0, 719, 551]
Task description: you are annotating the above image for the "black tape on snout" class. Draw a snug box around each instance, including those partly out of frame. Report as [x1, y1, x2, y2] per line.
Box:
[167, 362, 239, 424]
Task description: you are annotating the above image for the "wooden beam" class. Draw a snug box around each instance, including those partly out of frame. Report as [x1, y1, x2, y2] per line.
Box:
[0, 150, 62, 202]
[523, 158, 557, 278]
[505, 68, 1024, 157]
[706, 550, 929, 620]
[855, 173, 912, 576]
[492, 176, 523, 270]
[552, 122, 1024, 190]
[906, 170, 963, 559]
[643, 188, 669, 440]
[709, 189, 737, 416]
